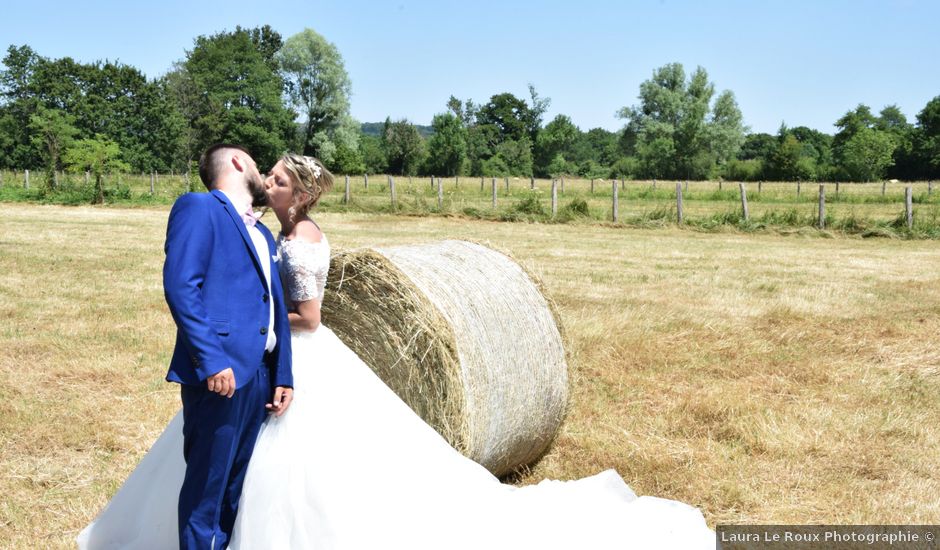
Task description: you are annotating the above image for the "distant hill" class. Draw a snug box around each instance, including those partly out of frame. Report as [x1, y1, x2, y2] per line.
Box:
[361, 121, 434, 138]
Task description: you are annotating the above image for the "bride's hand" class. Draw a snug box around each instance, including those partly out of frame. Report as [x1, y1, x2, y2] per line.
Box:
[266, 386, 293, 416]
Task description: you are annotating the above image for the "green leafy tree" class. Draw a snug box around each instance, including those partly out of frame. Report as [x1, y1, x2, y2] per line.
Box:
[425, 112, 466, 176]
[1, 44, 186, 172]
[915, 96, 940, 178]
[277, 28, 353, 159]
[875, 105, 916, 180]
[618, 63, 745, 179]
[739, 133, 776, 161]
[28, 106, 77, 188]
[383, 119, 426, 175]
[477, 93, 532, 145]
[580, 128, 620, 167]
[359, 134, 387, 173]
[181, 26, 296, 168]
[841, 127, 896, 181]
[534, 115, 579, 176]
[708, 90, 747, 171]
[0, 45, 42, 168]
[492, 138, 533, 176]
[525, 84, 551, 143]
[64, 135, 130, 203]
[832, 104, 876, 168]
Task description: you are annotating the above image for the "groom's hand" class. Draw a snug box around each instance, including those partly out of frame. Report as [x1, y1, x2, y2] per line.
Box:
[266, 386, 293, 417]
[207, 368, 236, 398]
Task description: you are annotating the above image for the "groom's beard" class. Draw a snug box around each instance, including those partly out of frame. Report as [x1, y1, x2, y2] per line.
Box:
[247, 173, 268, 207]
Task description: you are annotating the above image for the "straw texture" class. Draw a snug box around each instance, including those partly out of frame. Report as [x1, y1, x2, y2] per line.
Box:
[321, 240, 569, 476]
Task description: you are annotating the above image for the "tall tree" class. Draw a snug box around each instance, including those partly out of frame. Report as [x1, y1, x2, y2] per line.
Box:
[382, 119, 425, 175]
[181, 26, 296, 168]
[477, 93, 532, 145]
[28, 106, 77, 188]
[876, 105, 916, 179]
[534, 114, 579, 176]
[832, 104, 876, 166]
[277, 28, 353, 159]
[0, 45, 44, 168]
[425, 112, 466, 176]
[915, 96, 940, 177]
[618, 63, 745, 179]
[841, 127, 896, 181]
[708, 91, 747, 169]
[64, 135, 130, 203]
[525, 84, 551, 143]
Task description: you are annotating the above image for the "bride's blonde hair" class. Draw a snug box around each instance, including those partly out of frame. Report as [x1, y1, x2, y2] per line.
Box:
[280, 153, 334, 220]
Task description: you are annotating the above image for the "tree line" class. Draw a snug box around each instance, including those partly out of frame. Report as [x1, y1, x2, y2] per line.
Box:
[2, 26, 939, 191]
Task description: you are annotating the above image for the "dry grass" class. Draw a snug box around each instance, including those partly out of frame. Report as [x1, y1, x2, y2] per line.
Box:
[1, 203, 939, 548]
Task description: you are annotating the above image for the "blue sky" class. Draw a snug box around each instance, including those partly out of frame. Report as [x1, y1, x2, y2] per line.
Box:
[1, 0, 938, 134]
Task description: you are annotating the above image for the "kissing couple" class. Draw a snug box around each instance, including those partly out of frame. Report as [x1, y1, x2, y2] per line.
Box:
[78, 144, 714, 549]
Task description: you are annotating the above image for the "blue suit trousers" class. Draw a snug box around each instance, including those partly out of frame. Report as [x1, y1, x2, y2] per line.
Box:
[178, 365, 268, 550]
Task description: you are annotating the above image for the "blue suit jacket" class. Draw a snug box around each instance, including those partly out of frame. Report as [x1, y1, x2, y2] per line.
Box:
[163, 189, 292, 390]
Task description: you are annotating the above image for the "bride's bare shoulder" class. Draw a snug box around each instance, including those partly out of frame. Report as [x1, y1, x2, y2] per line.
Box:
[293, 218, 324, 244]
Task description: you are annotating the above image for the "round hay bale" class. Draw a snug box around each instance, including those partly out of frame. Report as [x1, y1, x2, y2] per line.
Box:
[321, 240, 568, 477]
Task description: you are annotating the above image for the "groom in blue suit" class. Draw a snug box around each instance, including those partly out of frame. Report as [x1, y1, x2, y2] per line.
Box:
[163, 144, 293, 549]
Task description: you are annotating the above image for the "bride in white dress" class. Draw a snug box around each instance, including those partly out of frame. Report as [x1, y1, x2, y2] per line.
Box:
[78, 154, 714, 549]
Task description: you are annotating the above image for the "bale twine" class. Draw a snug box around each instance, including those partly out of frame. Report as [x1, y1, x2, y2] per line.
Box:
[321, 240, 568, 477]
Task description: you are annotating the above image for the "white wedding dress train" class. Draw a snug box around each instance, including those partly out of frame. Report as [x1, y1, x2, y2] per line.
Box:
[78, 234, 714, 549]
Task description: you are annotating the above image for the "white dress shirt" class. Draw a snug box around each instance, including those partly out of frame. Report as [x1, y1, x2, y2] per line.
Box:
[221, 190, 276, 352]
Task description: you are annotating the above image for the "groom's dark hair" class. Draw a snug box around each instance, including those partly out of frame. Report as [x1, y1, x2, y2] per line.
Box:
[199, 143, 253, 189]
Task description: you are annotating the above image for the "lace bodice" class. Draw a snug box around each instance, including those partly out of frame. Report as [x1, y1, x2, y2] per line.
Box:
[276, 233, 330, 306]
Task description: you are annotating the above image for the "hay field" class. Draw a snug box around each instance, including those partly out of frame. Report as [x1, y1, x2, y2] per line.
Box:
[1, 203, 939, 547]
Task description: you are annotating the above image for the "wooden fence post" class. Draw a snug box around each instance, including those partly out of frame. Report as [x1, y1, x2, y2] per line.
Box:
[344, 174, 350, 204]
[797, 180, 801, 197]
[718, 179, 723, 192]
[560, 177, 565, 194]
[818, 185, 826, 229]
[505, 176, 509, 193]
[480, 177, 484, 192]
[430, 175, 435, 189]
[685, 180, 689, 193]
[551, 178, 558, 217]
[150, 171, 155, 195]
[389, 175, 397, 208]
[590, 178, 595, 194]
[882, 180, 887, 196]
[652, 178, 656, 190]
[0, 171, 3, 189]
[612, 180, 619, 222]
[929, 180, 933, 196]
[740, 182, 749, 222]
[455, 176, 459, 188]
[758, 180, 762, 194]
[905, 186, 913, 229]
[530, 176, 535, 190]
[437, 177, 443, 210]
[364, 174, 369, 189]
[491, 177, 497, 208]
[835, 181, 840, 197]
[676, 182, 683, 224]
[25, 169, 29, 190]
[621, 178, 625, 191]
